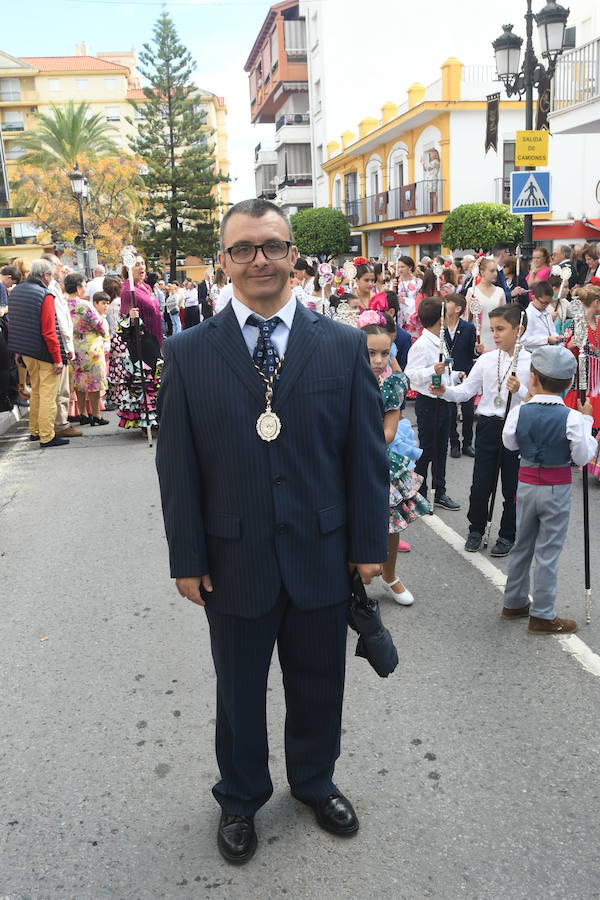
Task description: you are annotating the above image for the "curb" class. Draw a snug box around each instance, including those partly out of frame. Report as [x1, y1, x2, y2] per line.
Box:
[0, 405, 23, 437]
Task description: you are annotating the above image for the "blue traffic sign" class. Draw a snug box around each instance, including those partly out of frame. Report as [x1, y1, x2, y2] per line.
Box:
[510, 171, 551, 214]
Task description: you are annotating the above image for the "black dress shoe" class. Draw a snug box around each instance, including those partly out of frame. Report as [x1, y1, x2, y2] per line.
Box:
[490, 537, 514, 557]
[217, 813, 257, 864]
[299, 791, 359, 837]
[450, 445, 461, 458]
[465, 531, 482, 552]
[434, 493, 461, 511]
[462, 445, 476, 458]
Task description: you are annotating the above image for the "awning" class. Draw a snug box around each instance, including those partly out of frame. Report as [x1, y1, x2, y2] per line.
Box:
[585, 218, 600, 232]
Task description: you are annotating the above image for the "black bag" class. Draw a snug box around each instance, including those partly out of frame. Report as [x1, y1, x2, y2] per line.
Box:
[347, 571, 399, 678]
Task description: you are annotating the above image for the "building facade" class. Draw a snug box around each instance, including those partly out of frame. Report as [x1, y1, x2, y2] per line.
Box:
[0, 44, 230, 264]
[244, 0, 312, 215]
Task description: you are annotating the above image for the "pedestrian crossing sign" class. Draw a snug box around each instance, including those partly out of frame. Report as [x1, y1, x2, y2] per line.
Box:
[510, 171, 551, 215]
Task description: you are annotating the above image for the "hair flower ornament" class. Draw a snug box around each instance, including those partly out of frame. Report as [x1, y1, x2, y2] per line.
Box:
[370, 292, 388, 312]
[358, 309, 386, 328]
[352, 256, 370, 267]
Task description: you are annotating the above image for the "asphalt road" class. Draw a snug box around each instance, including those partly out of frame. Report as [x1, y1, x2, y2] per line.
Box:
[1, 409, 599, 900]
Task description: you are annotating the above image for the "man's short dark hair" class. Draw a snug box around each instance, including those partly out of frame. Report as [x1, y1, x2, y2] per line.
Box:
[64, 272, 85, 294]
[531, 366, 572, 395]
[446, 292, 467, 313]
[220, 199, 292, 248]
[417, 297, 443, 329]
[492, 242, 511, 255]
[489, 302, 527, 330]
[1, 265, 19, 280]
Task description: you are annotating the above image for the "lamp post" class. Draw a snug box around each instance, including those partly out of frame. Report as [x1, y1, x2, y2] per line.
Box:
[492, 0, 570, 267]
[69, 164, 91, 277]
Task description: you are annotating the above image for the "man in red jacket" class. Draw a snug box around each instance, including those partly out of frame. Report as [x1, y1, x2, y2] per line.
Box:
[8, 259, 69, 448]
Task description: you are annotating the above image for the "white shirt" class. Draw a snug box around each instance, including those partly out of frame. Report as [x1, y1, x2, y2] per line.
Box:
[215, 284, 233, 314]
[522, 302, 555, 352]
[405, 329, 461, 397]
[184, 287, 199, 307]
[231, 292, 297, 359]
[443, 347, 531, 418]
[49, 280, 74, 356]
[503, 395, 597, 467]
[85, 276, 105, 301]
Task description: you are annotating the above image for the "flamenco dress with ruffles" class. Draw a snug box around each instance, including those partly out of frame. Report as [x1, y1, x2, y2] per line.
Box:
[110, 316, 163, 430]
[381, 372, 431, 532]
[564, 320, 600, 478]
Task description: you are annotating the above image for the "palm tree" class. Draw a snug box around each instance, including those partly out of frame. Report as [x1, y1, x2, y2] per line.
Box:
[19, 101, 120, 170]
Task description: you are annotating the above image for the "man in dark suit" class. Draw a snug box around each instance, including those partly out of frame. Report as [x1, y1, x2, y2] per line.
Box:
[492, 242, 513, 302]
[156, 199, 389, 865]
[197, 273, 213, 319]
[444, 294, 477, 458]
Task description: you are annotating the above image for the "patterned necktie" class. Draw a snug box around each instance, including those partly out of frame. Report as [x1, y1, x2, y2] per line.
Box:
[247, 314, 282, 379]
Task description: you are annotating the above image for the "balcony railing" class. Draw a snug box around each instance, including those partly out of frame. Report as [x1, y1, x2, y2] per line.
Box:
[552, 36, 600, 112]
[0, 92, 21, 102]
[278, 173, 312, 189]
[1, 122, 24, 132]
[0, 207, 29, 218]
[0, 233, 37, 246]
[343, 180, 445, 226]
[275, 112, 310, 131]
[494, 177, 510, 205]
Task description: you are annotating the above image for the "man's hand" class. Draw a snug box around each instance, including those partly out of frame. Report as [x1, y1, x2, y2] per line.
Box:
[475, 342, 485, 355]
[578, 397, 594, 418]
[348, 562, 383, 585]
[52, 363, 63, 375]
[547, 334, 561, 345]
[428, 383, 446, 395]
[433, 361, 445, 375]
[67, 351, 74, 360]
[175, 575, 213, 606]
[507, 375, 521, 394]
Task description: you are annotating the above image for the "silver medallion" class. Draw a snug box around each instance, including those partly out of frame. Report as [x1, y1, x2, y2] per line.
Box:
[494, 395, 504, 409]
[256, 407, 282, 442]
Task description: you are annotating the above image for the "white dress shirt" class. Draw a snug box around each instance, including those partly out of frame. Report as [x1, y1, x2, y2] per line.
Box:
[404, 329, 461, 397]
[231, 292, 297, 359]
[214, 284, 233, 314]
[49, 280, 74, 356]
[503, 395, 597, 467]
[85, 276, 105, 301]
[442, 347, 531, 418]
[522, 302, 555, 351]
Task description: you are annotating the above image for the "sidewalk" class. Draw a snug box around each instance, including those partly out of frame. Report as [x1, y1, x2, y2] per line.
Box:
[0, 403, 22, 436]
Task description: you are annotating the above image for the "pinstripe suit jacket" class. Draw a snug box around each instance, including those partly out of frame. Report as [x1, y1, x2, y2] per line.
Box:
[155, 300, 389, 618]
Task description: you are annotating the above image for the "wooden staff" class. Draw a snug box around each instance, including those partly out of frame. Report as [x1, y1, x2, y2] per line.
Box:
[121, 245, 153, 447]
[571, 298, 592, 623]
[483, 310, 525, 549]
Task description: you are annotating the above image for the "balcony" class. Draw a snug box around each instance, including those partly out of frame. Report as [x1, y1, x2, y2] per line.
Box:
[277, 172, 312, 190]
[0, 91, 21, 102]
[0, 207, 29, 219]
[494, 177, 510, 205]
[343, 180, 445, 227]
[550, 37, 600, 135]
[276, 112, 310, 130]
[1, 122, 24, 132]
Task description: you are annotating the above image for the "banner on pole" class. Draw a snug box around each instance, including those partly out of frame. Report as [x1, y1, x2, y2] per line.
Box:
[485, 93, 500, 154]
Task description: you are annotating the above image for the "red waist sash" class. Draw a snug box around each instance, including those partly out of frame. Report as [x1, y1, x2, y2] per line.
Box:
[519, 466, 572, 485]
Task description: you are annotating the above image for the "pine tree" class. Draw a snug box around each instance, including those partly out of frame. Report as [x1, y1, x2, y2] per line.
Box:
[130, 12, 227, 278]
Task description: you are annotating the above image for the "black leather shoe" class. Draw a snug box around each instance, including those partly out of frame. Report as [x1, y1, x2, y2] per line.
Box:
[434, 493, 461, 511]
[462, 445, 476, 458]
[491, 537, 514, 557]
[307, 792, 359, 837]
[465, 531, 482, 552]
[450, 445, 461, 458]
[217, 813, 257, 865]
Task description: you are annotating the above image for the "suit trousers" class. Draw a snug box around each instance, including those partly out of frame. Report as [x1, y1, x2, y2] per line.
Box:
[23, 356, 59, 443]
[54, 361, 70, 428]
[205, 590, 348, 816]
[467, 415, 520, 540]
[504, 483, 571, 619]
[415, 393, 450, 498]
[449, 398, 475, 450]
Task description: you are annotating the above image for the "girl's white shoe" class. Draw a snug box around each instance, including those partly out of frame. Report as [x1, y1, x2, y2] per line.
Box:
[382, 576, 415, 606]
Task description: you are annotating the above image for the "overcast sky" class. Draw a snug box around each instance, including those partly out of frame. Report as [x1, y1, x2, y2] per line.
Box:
[12, 0, 561, 201]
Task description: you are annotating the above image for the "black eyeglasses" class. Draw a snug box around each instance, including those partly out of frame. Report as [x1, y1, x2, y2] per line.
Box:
[225, 240, 292, 264]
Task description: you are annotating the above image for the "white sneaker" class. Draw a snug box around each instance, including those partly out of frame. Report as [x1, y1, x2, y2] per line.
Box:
[382, 576, 414, 606]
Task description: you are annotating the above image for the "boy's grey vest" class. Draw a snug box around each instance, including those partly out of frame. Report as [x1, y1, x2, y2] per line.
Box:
[517, 403, 571, 467]
[7, 276, 66, 364]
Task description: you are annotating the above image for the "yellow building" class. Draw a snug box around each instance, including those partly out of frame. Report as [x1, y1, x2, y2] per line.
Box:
[322, 58, 524, 261]
[0, 44, 230, 264]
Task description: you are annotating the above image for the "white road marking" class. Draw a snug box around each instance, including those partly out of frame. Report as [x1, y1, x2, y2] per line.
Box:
[422, 513, 600, 680]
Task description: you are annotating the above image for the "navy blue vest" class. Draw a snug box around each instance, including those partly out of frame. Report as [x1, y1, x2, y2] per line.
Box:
[517, 403, 571, 466]
[7, 276, 66, 364]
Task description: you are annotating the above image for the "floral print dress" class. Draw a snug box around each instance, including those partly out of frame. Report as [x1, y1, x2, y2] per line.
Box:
[381, 372, 431, 532]
[71, 299, 109, 392]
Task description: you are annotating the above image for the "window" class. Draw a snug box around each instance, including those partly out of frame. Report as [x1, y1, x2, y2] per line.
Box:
[5, 144, 25, 160]
[284, 19, 307, 58]
[76, 78, 88, 91]
[104, 77, 116, 91]
[48, 79, 60, 92]
[0, 77, 20, 101]
[270, 27, 279, 68]
[316, 144, 323, 167]
[133, 107, 145, 121]
[105, 106, 120, 121]
[2, 111, 24, 131]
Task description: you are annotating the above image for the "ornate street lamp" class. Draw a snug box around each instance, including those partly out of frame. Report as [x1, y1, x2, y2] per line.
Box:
[68, 164, 90, 276]
[492, 0, 569, 263]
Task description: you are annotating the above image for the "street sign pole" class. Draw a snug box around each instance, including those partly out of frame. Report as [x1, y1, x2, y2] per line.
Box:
[522, 0, 535, 270]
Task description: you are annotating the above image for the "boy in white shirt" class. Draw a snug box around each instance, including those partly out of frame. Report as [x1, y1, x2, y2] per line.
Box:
[405, 297, 461, 511]
[501, 345, 596, 633]
[430, 304, 530, 555]
[522, 281, 562, 352]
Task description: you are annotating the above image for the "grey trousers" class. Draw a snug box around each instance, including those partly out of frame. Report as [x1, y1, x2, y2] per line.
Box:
[504, 482, 571, 620]
[54, 363, 70, 428]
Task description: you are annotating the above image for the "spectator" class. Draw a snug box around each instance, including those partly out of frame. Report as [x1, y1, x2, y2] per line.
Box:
[526, 246, 552, 294]
[583, 245, 600, 285]
[491, 242, 512, 302]
[42, 254, 82, 439]
[165, 283, 182, 334]
[503, 256, 529, 309]
[85, 264, 107, 300]
[7, 259, 69, 448]
[72, 288, 110, 427]
[0, 287, 18, 412]
[183, 279, 201, 329]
